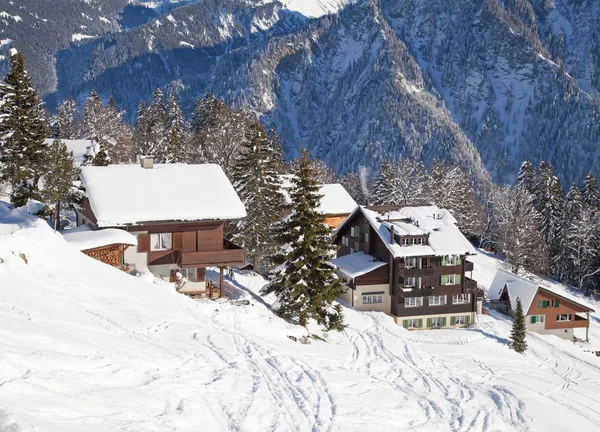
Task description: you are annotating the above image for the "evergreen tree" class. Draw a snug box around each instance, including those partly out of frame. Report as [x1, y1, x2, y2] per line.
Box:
[582, 172, 600, 208]
[166, 93, 187, 163]
[262, 150, 346, 331]
[516, 159, 535, 194]
[0, 50, 50, 207]
[41, 139, 80, 231]
[231, 121, 285, 270]
[165, 126, 185, 163]
[510, 298, 527, 354]
[146, 88, 169, 162]
[339, 170, 367, 206]
[268, 126, 286, 174]
[372, 159, 396, 205]
[133, 100, 150, 156]
[53, 99, 79, 139]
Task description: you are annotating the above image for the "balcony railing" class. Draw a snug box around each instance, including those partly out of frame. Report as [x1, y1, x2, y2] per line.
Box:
[177, 239, 246, 268]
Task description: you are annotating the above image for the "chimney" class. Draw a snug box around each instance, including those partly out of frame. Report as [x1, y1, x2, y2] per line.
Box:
[390, 224, 395, 244]
[140, 156, 154, 169]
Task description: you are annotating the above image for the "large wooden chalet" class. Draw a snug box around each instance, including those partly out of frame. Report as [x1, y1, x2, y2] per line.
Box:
[489, 269, 594, 341]
[330, 205, 479, 329]
[76, 157, 247, 296]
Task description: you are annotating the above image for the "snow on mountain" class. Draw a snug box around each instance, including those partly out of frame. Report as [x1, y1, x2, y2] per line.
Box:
[2, 205, 600, 430]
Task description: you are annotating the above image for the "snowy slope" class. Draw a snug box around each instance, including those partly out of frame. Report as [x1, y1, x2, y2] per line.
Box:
[2, 209, 600, 430]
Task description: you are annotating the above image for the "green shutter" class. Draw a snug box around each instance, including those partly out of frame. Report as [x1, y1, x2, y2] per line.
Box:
[450, 317, 456, 326]
[531, 316, 537, 324]
[456, 275, 461, 285]
[555, 299, 560, 308]
[442, 255, 447, 266]
[427, 318, 432, 327]
[440, 275, 447, 285]
[418, 319, 423, 328]
[442, 317, 447, 326]
[456, 256, 462, 265]
[543, 300, 549, 308]
[402, 320, 409, 329]
[465, 315, 471, 326]
[537, 301, 542, 308]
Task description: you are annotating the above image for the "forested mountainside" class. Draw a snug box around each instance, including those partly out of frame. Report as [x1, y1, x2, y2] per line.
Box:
[1, 0, 599, 184]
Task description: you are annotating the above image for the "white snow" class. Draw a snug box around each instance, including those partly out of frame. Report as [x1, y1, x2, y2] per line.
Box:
[330, 251, 386, 278]
[80, 163, 247, 227]
[44, 139, 94, 166]
[71, 33, 95, 42]
[179, 41, 194, 48]
[3, 206, 600, 431]
[359, 206, 477, 258]
[488, 268, 540, 312]
[61, 225, 137, 251]
[276, 0, 356, 18]
[279, 175, 357, 215]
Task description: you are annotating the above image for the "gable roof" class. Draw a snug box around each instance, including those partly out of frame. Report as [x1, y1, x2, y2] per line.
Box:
[488, 269, 595, 313]
[279, 175, 358, 215]
[330, 251, 387, 278]
[80, 164, 246, 227]
[338, 205, 477, 258]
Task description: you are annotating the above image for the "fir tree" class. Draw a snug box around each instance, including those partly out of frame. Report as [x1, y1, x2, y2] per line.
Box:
[516, 159, 535, 194]
[41, 139, 80, 231]
[0, 50, 50, 207]
[268, 126, 286, 174]
[53, 99, 79, 139]
[262, 150, 346, 331]
[146, 88, 169, 162]
[339, 170, 367, 206]
[231, 121, 285, 270]
[582, 172, 600, 208]
[133, 100, 150, 156]
[166, 93, 187, 163]
[372, 159, 396, 205]
[510, 298, 527, 354]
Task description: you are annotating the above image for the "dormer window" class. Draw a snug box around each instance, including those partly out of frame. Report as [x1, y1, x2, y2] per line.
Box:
[400, 236, 427, 246]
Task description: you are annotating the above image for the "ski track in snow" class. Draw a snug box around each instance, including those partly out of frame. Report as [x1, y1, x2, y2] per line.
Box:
[2, 221, 600, 431]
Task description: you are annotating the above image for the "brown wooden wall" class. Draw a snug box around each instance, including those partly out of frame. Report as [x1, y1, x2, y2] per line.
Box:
[356, 264, 390, 285]
[528, 288, 591, 329]
[325, 214, 350, 229]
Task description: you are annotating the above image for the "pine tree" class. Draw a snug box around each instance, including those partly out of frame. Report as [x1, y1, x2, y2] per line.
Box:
[165, 93, 187, 163]
[339, 170, 367, 206]
[0, 50, 50, 207]
[231, 121, 285, 270]
[372, 159, 396, 205]
[262, 150, 346, 331]
[268, 126, 286, 174]
[516, 159, 535, 194]
[133, 100, 150, 156]
[41, 139, 80, 231]
[511, 298, 527, 354]
[146, 88, 169, 162]
[582, 172, 600, 208]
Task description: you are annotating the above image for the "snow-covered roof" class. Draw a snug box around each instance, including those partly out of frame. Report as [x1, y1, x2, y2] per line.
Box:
[61, 225, 137, 251]
[488, 269, 595, 313]
[279, 175, 357, 215]
[330, 252, 387, 278]
[44, 139, 94, 166]
[354, 205, 477, 258]
[80, 164, 247, 227]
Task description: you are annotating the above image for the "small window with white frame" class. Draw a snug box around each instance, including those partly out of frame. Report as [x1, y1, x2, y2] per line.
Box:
[404, 296, 423, 307]
[405, 318, 420, 328]
[151, 233, 172, 251]
[446, 274, 457, 285]
[404, 277, 422, 289]
[342, 236, 349, 246]
[355, 241, 360, 251]
[363, 293, 384, 304]
[406, 257, 421, 269]
[429, 295, 447, 306]
[452, 294, 470, 304]
[430, 317, 443, 327]
[365, 232, 369, 243]
[454, 316, 468, 325]
[530, 315, 545, 324]
[177, 268, 198, 282]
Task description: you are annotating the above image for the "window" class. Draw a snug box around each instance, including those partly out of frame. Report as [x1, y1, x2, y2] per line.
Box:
[363, 293, 384, 304]
[350, 248, 355, 254]
[430, 317, 444, 327]
[556, 314, 572, 322]
[404, 297, 423, 307]
[355, 242, 360, 251]
[537, 300, 551, 309]
[342, 236, 349, 246]
[442, 255, 460, 266]
[406, 257, 421, 269]
[441, 274, 460, 285]
[429, 295, 447, 306]
[351, 226, 361, 237]
[402, 318, 422, 329]
[530, 315, 545, 324]
[405, 277, 422, 289]
[176, 268, 198, 282]
[151, 233, 172, 251]
[416, 237, 423, 245]
[452, 294, 471, 304]
[552, 300, 560, 308]
[453, 316, 469, 325]
[365, 232, 369, 243]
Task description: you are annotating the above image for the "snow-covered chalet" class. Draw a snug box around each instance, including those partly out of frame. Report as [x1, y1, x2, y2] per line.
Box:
[488, 269, 594, 341]
[330, 205, 479, 329]
[76, 157, 247, 296]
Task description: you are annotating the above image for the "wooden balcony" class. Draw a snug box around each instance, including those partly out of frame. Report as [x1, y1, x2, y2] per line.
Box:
[177, 239, 246, 268]
[400, 267, 435, 277]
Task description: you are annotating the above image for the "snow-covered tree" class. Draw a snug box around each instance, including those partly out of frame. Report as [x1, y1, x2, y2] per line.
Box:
[288, 157, 336, 184]
[0, 50, 50, 207]
[371, 159, 396, 205]
[53, 99, 79, 139]
[516, 159, 535, 194]
[268, 126, 286, 174]
[395, 158, 426, 205]
[231, 121, 285, 270]
[582, 172, 600, 208]
[165, 92, 187, 163]
[511, 298, 527, 354]
[145, 88, 169, 162]
[262, 150, 346, 331]
[41, 139, 80, 231]
[339, 170, 368, 206]
[133, 100, 150, 156]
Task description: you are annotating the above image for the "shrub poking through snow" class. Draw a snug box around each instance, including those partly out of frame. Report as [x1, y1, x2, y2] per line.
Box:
[262, 149, 346, 332]
[511, 298, 527, 354]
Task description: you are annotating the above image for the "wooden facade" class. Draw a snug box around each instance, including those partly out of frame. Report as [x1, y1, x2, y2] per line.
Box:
[83, 244, 130, 270]
[333, 207, 478, 326]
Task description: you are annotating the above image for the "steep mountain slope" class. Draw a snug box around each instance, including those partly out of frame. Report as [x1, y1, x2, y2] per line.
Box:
[2, 205, 600, 431]
[1, 0, 599, 184]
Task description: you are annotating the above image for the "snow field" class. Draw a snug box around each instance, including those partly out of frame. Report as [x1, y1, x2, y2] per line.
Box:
[1, 215, 600, 430]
